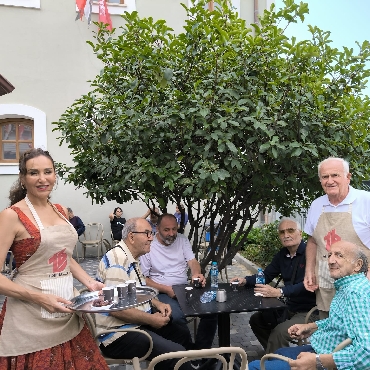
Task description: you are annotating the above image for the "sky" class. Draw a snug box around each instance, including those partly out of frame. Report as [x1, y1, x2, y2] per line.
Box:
[274, 0, 370, 96]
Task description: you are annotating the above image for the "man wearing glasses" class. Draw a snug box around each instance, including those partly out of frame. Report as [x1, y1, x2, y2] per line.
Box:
[231, 217, 316, 354]
[140, 214, 218, 354]
[304, 157, 370, 320]
[95, 218, 193, 370]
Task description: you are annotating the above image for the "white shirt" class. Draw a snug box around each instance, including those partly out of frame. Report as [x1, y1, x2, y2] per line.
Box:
[139, 234, 195, 286]
[304, 186, 370, 248]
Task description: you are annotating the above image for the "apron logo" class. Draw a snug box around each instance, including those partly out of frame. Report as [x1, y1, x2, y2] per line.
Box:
[48, 248, 67, 272]
[323, 229, 341, 251]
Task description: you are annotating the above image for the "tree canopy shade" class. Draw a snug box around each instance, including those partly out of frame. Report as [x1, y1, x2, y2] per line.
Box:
[54, 0, 370, 273]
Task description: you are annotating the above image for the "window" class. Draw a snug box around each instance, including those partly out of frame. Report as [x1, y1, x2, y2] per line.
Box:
[0, 0, 40, 8]
[82, 0, 135, 16]
[0, 104, 46, 174]
[1, 118, 34, 162]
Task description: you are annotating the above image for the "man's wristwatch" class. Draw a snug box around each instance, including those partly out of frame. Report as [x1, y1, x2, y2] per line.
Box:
[279, 288, 284, 298]
[315, 354, 325, 370]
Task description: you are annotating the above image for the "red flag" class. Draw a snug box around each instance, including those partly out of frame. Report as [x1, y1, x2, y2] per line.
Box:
[76, 0, 87, 20]
[98, 0, 112, 31]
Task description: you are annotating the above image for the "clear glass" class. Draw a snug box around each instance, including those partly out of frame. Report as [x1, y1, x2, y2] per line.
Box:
[18, 124, 33, 140]
[2, 143, 16, 159]
[2, 123, 15, 140]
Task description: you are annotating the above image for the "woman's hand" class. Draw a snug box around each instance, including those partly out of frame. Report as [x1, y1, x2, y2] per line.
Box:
[36, 293, 74, 314]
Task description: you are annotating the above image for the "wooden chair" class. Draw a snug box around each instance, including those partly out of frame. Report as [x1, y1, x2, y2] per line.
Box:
[79, 223, 104, 259]
[260, 338, 352, 370]
[145, 346, 248, 370]
[82, 310, 153, 368]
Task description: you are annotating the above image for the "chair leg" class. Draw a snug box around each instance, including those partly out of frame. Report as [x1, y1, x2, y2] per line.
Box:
[74, 243, 79, 263]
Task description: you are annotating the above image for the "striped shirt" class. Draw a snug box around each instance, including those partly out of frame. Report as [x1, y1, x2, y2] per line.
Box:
[95, 241, 151, 346]
[310, 273, 370, 369]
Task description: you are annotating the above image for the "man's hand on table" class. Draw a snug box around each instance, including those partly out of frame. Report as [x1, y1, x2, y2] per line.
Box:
[230, 277, 247, 286]
[192, 273, 206, 287]
[254, 283, 281, 298]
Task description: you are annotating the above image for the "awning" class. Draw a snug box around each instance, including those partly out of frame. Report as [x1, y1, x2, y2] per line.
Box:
[0, 74, 15, 96]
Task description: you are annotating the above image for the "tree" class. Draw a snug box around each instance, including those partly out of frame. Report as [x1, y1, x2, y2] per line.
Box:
[54, 0, 370, 274]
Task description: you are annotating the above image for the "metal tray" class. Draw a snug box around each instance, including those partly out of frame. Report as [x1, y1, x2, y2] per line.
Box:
[68, 286, 158, 313]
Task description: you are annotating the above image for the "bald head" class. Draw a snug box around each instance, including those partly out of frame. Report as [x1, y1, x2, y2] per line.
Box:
[328, 240, 368, 280]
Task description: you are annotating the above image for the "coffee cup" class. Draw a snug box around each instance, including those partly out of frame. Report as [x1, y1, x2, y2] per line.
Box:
[102, 287, 114, 302]
[185, 287, 193, 302]
[193, 277, 201, 288]
[126, 280, 136, 294]
[231, 281, 239, 291]
[216, 289, 227, 302]
[117, 283, 128, 298]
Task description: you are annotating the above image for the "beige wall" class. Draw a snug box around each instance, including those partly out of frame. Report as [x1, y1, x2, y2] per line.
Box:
[0, 0, 271, 249]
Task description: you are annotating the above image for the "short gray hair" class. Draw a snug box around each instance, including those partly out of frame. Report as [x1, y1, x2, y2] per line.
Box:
[121, 218, 139, 241]
[317, 157, 349, 178]
[67, 207, 73, 213]
[278, 217, 301, 231]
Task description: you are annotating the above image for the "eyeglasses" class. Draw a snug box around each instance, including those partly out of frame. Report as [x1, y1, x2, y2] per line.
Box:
[278, 228, 297, 235]
[131, 231, 154, 238]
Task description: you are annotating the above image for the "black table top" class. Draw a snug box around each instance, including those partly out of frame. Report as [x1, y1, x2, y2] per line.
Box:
[173, 283, 286, 316]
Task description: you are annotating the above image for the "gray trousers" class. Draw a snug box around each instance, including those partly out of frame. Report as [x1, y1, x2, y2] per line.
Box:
[249, 310, 310, 354]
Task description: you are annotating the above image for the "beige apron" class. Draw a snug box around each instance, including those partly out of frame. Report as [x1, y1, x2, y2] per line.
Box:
[0, 203, 83, 356]
[312, 204, 370, 312]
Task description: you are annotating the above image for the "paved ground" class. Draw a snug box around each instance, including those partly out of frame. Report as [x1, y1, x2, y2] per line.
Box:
[1, 254, 265, 367]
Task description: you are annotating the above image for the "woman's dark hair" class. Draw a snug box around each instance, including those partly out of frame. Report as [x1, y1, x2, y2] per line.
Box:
[114, 207, 122, 215]
[9, 148, 55, 206]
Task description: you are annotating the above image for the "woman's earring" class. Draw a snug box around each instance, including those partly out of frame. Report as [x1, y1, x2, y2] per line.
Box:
[21, 183, 26, 190]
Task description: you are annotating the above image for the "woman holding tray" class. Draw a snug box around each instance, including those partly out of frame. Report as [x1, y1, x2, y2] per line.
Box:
[0, 148, 108, 369]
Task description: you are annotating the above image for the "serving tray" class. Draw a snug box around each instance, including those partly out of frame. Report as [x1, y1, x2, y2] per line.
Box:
[68, 286, 158, 313]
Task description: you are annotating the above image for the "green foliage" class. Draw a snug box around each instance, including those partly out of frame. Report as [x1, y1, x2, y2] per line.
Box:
[235, 221, 281, 268]
[53, 0, 370, 273]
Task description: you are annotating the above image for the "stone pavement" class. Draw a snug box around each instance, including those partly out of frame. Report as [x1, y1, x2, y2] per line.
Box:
[1, 254, 265, 366]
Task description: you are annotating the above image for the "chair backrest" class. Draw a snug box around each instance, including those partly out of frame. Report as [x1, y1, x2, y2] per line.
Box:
[260, 338, 352, 370]
[83, 223, 104, 242]
[82, 311, 153, 366]
[146, 346, 248, 370]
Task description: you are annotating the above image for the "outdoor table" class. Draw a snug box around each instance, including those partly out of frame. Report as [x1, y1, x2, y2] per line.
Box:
[173, 282, 286, 347]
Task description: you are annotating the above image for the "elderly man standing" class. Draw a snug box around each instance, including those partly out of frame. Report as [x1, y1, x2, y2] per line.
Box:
[231, 218, 316, 354]
[304, 157, 370, 319]
[140, 214, 218, 351]
[248, 240, 370, 370]
[95, 217, 193, 370]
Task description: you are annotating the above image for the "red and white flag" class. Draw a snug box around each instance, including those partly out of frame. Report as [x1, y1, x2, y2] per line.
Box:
[98, 0, 113, 31]
[76, 0, 87, 20]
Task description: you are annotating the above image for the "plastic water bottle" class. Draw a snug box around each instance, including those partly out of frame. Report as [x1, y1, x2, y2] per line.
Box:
[210, 261, 219, 289]
[256, 268, 265, 284]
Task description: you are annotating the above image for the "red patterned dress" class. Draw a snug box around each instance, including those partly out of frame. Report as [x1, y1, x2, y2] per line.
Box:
[0, 205, 108, 370]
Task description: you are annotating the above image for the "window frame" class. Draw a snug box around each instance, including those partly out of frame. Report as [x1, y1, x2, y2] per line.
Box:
[0, 0, 40, 8]
[77, 0, 136, 15]
[0, 104, 46, 175]
[1, 118, 34, 163]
